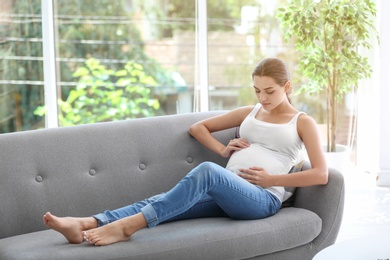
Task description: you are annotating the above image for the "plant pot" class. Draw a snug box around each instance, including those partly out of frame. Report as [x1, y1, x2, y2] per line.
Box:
[323, 144, 351, 173]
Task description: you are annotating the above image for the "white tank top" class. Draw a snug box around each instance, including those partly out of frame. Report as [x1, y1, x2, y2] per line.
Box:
[225, 104, 305, 202]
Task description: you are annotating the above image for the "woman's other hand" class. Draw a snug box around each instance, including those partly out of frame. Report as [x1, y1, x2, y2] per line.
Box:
[238, 167, 273, 188]
[221, 138, 250, 158]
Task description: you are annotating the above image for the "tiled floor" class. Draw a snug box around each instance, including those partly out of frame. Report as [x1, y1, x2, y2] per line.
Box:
[336, 166, 390, 243]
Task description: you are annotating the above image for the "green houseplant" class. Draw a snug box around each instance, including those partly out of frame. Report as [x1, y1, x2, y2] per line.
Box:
[277, 0, 378, 152]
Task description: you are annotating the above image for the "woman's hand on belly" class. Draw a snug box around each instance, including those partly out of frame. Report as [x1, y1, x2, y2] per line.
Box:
[238, 166, 273, 188]
[221, 138, 250, 158]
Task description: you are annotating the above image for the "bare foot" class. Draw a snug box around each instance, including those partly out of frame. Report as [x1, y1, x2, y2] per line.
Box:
[43, 212, 97, 244]
[83, 213, 147, 246]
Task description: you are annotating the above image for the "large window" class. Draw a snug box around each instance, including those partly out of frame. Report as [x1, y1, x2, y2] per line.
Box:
[0, 0, 375, 165]
[51, 0, 195, 126]
[2, 0, 300, 132]
[0, 1, 196, 131]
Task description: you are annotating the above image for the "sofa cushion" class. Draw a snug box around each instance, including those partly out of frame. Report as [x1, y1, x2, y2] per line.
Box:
[0, 208, 321, 260]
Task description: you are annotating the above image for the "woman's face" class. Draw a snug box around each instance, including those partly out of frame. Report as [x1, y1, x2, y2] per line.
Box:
[253, 76, 289, 111]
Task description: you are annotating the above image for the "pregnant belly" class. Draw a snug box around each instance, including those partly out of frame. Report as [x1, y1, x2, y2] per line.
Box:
[225, 143, 289, 175]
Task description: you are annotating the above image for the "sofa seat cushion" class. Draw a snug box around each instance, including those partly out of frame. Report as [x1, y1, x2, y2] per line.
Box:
[0, 208, 321, 260]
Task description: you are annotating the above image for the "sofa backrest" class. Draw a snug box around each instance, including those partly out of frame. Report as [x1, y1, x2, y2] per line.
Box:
[0, 112, 234, 239]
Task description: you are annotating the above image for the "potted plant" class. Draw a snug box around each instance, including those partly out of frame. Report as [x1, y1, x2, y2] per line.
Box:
[276, 0, 378, 157]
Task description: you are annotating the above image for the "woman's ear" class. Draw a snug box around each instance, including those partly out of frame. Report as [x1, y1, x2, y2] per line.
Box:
[284, 81, 292, 93]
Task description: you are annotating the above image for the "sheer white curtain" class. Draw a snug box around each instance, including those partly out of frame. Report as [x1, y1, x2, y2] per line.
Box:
[377, 0, 390, 185]
[356, 0, 390, 185]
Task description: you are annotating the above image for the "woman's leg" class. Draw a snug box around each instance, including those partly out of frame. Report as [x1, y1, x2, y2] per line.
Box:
[164, 194, 228, 222]
[95, 193, 228, 227]
[84, 161, 280, 245]
[82, 192, 230, 246]
[83, 212, 147, 246]
[140, 161, 281, 228]
[94, 161, 281, 228]
[48, 161, 281, 245]
[42, 192, 225, 244]
[92, 193, 165, 227]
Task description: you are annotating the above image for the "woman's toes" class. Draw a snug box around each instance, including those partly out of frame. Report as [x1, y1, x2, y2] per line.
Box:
[82, 231, 88, 242]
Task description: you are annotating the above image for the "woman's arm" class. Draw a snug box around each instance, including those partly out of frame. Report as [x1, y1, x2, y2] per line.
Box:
[239, 114, 328, 187]
[275, 114, 328, 187]
[189, 106, 253, 157]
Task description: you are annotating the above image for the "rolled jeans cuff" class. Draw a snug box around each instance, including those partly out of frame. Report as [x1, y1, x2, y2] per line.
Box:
[92, 213, 109, 227]
[141, 204, 159, 228]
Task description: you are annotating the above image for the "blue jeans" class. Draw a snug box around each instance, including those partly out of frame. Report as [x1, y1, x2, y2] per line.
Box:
[93, 162, 281, 228]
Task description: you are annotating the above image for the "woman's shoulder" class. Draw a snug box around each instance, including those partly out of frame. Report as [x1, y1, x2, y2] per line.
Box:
[296, 112, 316, 124]
[199, 105, 255, 131]
[296, 113, 319, 135]
[221, 106, 256, 124]
[228, 105, 256, 116]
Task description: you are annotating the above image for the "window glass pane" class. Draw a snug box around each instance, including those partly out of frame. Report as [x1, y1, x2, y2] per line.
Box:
[53, 0, 195, 126]
[207, 0, 297, 110]
[0, 0, 44, 133]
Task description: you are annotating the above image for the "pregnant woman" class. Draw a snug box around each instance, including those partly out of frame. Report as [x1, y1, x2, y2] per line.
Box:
[43, 57, 328, 246]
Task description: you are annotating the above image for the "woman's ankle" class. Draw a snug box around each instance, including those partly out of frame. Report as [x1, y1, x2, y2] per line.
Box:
[81, 217, 98, 230]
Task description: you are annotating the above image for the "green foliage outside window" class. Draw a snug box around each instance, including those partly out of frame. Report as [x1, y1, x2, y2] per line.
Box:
[35, 58, 160, 126]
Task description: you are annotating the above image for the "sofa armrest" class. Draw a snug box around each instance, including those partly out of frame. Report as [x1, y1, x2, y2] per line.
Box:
[293, 162, 345, 251]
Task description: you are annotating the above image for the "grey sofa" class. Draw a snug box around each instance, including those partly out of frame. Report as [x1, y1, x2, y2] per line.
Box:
[0, 111, 345, 260]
